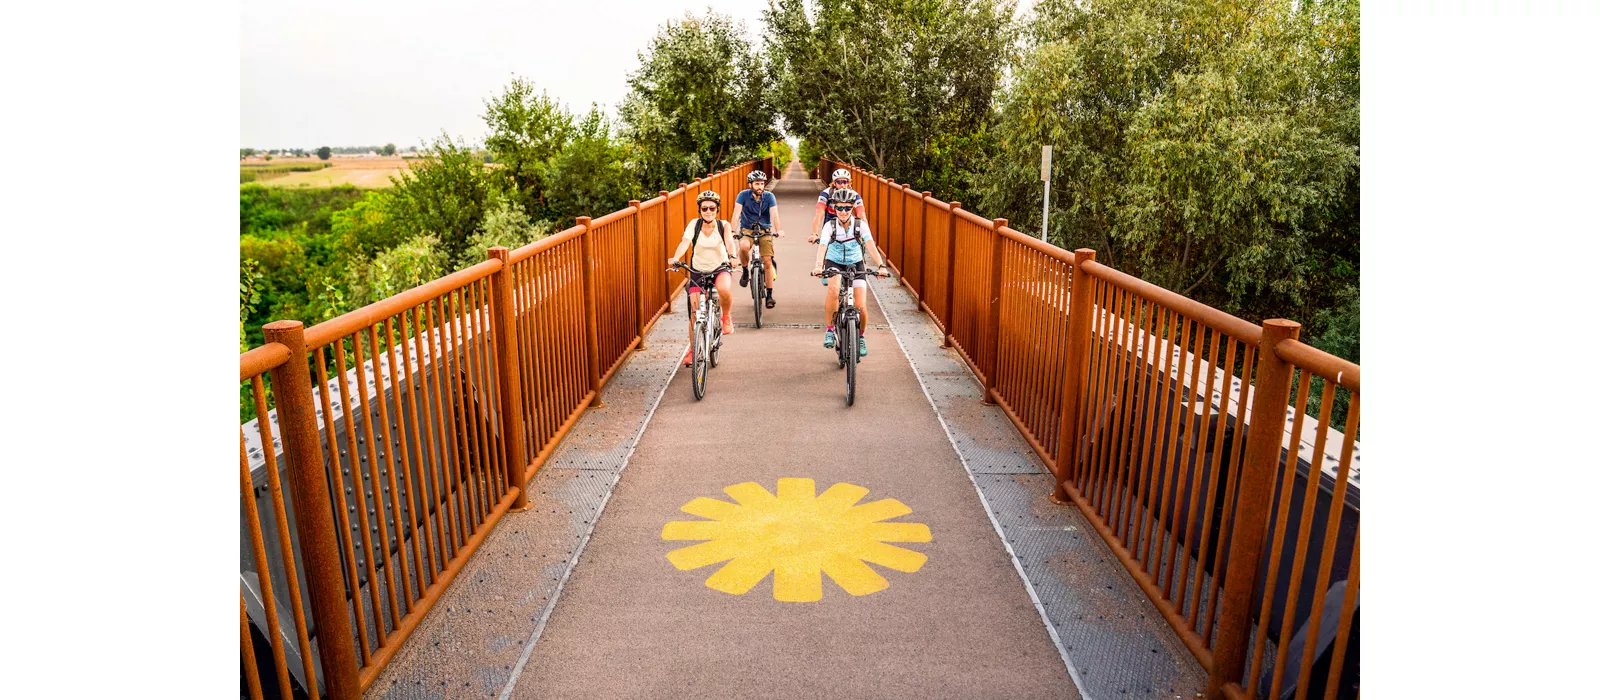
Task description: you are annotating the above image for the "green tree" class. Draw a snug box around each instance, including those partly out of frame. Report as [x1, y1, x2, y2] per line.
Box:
[385, 132, 499, 267]
[765, 0, 1009, 199]
[381, 143, 397, 156]
[545, 107, 639, 223]
[620, 10, 778, 193]
[467, 194, 553, 254]
[240, 148, 257, 159]
[482, 76, 574, 218]
[977, 0, 1359, 329]
[316, 146, 332, 160]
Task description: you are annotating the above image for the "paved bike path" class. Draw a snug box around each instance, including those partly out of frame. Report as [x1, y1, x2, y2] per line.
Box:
[510, 167, 1079, 699]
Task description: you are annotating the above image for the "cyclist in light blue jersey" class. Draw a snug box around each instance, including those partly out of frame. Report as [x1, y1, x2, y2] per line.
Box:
[810, 188, 888, 356]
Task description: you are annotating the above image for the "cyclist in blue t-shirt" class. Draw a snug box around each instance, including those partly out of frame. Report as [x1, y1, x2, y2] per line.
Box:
[810, 188, 888, 356]
[730, 170, 783, 307]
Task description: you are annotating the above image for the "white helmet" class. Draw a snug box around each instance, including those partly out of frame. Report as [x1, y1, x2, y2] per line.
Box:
[830, 168, 851, 183]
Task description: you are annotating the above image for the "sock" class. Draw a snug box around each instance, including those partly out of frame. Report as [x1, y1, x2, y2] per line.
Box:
[827, 325, 835, 331]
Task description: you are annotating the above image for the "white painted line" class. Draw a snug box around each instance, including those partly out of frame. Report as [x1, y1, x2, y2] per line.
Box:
[497, 327, 690, 699]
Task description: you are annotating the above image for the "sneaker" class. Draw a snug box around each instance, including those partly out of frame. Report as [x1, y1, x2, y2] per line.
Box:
[721, 314, 734, 335]
[823, 329, 836, 349]
[859, 335, 868, 357]
[682, 348, 694, 367]
[739, 267, 750, 287]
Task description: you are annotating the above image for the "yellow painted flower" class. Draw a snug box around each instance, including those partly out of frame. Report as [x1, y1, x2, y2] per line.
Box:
[662, 478, 933, 602]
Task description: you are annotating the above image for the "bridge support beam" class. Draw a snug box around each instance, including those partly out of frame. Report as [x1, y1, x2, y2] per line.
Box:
[263, 320, 362, 700]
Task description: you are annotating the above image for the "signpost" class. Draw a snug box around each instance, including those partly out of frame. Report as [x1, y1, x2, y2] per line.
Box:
[1040, 145, 1052, 242]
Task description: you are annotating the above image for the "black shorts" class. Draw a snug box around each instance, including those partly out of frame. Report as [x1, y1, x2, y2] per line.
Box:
[823, 260, 868, 288]
[687, 264, 731, 293]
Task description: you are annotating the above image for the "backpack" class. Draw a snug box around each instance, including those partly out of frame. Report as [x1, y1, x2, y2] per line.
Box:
[826, 217, 861, 245]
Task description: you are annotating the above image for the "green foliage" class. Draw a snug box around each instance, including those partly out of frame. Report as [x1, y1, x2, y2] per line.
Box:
[977, 0, 1360, 334]
[764, 140, 794, 172]
[381, 143, 397, 156]
[765, 0, 1009, 200]
[482, 76, 574, 217]
[240, 148, 256, 159]
[620, 10, 778, 193]
[467, 195, 554, 254]
[545, 107, 640, 221]
[316, 146, 331, 160]
[385, 133, 500, 266]
[797, 138, 821, 171]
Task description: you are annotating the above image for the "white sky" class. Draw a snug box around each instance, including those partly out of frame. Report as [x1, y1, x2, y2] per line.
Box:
[241, 1, 775, 149]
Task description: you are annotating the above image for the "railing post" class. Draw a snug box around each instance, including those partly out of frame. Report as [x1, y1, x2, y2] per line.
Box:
[895, 184, 908, 286]
[919, 191, 932, 309]
[486, 247, 532, 511]
[629, 200, 646, 351]
[261, 320, 361, 700]
[1052, 249, 1097, 501]
[577, 215, 606, 408]
[1206, 318, 1302, 697]
[660, 190, 674, 303]
[884, 178, 895, 266]
[942, 202, 961, 348]
[982, 218, 1008, 404]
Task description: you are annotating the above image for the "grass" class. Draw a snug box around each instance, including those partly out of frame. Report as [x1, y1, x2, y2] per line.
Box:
[240, 157, 412, 189]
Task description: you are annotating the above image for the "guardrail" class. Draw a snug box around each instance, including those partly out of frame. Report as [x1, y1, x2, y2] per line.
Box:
[240, 158, 774, 699]
[825, 158, 1360, 699]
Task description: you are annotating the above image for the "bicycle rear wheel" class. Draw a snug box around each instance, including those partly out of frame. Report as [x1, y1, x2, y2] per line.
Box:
[691, 319, 707, 400]
[752, 264, 764, 329]
[844, 317, 858, 406]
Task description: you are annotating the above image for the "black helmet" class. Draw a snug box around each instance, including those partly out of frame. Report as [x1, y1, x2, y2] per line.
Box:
[747, 170, 768, 183]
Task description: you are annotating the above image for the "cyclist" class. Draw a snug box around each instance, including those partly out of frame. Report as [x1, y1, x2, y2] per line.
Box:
[809, 168, 865, 244]
[810, 188, 888, 357]
[730, 170, 782, 308]
[667, 190, 738, 367]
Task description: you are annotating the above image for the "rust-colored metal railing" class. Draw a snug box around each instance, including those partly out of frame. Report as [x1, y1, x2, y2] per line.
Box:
[833, 161, 1360, 698]
[240, 159, 764, 698]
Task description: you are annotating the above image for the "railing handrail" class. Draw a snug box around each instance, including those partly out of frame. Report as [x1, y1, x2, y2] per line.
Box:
[829, 159, 1359, 698]
[239, 157, 775, 698]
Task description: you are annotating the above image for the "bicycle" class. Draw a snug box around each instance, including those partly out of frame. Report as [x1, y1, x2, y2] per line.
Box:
[668, 261, 724, 401]
[733, 224, 778, 328]
[814, 265, 888, 406]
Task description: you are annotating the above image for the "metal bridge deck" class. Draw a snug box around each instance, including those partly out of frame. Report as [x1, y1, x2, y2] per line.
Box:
[364, 169, 1204, 700]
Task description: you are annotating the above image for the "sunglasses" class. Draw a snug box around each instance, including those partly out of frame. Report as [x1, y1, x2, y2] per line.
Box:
[833, 179, 850, 186]
[833, 203, 854, 212]
[700, 205, 718, 212]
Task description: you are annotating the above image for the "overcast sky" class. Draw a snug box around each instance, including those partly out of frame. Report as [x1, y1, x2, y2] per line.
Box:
[241, 1, 776, 149]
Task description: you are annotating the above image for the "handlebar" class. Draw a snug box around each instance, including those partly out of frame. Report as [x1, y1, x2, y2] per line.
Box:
[814, 267, 889, 280]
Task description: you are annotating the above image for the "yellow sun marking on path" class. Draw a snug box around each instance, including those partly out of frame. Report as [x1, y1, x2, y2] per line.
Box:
[662, 478, 932, 602]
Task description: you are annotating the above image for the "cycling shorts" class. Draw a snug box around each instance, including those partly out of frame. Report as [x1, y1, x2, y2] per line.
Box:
[740, 229, 775, 258]
[687, 264, 731, 294]
[823, 260, 868, 289]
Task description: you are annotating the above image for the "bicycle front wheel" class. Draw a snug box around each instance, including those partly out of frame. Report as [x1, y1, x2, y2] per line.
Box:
[844, 317, 858, 406]
[691, 320, 707, 400]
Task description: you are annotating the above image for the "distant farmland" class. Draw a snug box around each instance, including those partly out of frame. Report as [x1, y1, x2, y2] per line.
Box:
[240, 156, 412, 188]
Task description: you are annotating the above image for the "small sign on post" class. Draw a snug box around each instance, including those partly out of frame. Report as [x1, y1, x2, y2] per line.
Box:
[1040, 145, 1053, 242]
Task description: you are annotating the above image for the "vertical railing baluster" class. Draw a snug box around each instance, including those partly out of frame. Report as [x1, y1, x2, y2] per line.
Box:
[630, 200, 646, 350]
